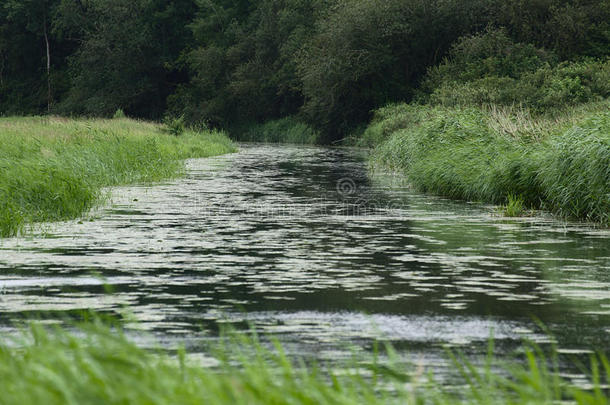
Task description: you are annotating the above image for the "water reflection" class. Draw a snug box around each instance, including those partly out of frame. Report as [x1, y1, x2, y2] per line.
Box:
[0, 144, 608, 361]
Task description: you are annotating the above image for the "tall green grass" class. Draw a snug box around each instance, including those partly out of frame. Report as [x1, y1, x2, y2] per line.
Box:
[1, 321, 608, 404]
[234, 116, 320, 144]
[0, 116, 235, 237]
[369, 101, 610, 224]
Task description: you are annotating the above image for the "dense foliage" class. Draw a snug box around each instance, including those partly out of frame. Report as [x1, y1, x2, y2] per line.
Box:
[420, 28, 610, 111]
[1, 0, 608, 141]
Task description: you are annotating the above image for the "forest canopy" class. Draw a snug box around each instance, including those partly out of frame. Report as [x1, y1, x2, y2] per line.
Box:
[1, 0, 608, 141]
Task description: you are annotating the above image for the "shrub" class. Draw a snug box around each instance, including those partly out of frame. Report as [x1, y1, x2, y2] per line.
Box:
[428, 59, 609, 111]
[422, 27, 610, 112]
[423, 27, 556, 87]
[163, 115, 186, 136]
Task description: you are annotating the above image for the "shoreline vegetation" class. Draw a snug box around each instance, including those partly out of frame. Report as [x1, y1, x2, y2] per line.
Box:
[245, 30, 610, 225]
[0, 116, 235, 238]
[364, 101, 609, 225]
[232, 117, 321, 145]
[1, 321, 608, 404]
[2, 1, 609, 402]
[221, 28, 609, 225]
[235, 100, 609, 225]
[239, 104, 609, 225]
[353, 31, 609, 225]
[2, 0, 608, 224]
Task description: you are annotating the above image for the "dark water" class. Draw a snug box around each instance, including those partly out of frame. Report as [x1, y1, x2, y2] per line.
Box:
[1, 145, 609, 368]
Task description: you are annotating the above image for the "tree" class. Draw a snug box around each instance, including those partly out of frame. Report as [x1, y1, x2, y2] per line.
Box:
[496, 0, 610, 59]
[171, 0, 327, 128]
[56, 0, 197, 118]
[2, 0, 58, 112]
[297, 0, 494, 140]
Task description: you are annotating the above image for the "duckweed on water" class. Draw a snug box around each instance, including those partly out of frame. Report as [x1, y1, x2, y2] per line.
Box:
[0, 116, 235, 237]
[0, 321, 608, 405]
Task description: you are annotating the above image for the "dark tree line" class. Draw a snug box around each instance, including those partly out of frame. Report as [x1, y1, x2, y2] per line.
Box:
[1, 0, 608, 141]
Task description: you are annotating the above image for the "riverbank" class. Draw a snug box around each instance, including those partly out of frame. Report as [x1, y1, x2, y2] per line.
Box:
[231, 116, 320, 144]
[0, 116, 235, 237]
[362, 101, 609, 225]
[2, 321, 608, 404]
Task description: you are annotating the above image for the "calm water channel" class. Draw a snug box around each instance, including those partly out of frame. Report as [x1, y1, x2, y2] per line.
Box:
[1, 144, 609, 369]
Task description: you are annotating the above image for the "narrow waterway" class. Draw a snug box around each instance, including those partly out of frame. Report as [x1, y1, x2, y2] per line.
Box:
[1, 145, 608, 368]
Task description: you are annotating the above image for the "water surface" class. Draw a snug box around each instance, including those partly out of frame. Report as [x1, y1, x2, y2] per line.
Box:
[1, 144, 608, 368]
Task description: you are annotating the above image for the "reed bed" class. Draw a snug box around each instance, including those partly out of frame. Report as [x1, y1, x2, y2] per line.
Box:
[369, 101, 610, 225]
[0, 116, 235, 237]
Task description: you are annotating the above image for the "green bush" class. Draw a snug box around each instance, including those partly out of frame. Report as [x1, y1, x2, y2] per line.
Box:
[428, 59, 609, 111]
[502, 193, 526, 217]
[422, 28, 610, 112]
[163, 115, 186, 136]
[423, 27, 556, 86]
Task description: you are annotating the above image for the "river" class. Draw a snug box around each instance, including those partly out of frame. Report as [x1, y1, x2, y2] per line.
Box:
[1, 144, 608, 371]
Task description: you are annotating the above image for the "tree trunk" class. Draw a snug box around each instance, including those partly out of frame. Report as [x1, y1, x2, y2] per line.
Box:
[0, 52, 4, 87]
[43, 13, 51, 112]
